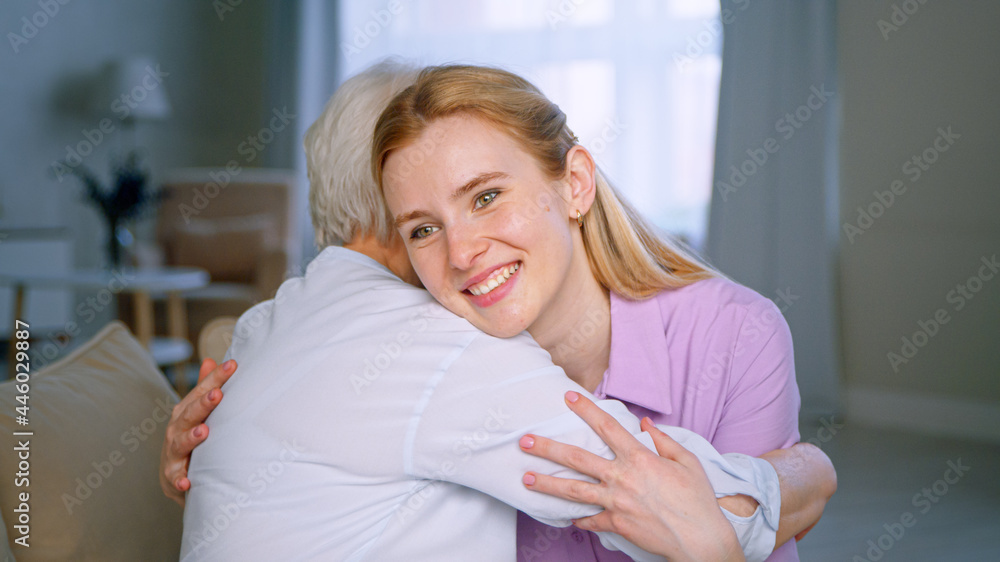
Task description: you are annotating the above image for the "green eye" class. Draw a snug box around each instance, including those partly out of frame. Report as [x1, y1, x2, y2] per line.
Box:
[475, 191, 499, 209]
[410, 225, 439, 240]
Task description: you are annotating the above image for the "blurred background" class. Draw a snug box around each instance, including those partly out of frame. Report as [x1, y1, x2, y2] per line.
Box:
[0, 1, 997, 559]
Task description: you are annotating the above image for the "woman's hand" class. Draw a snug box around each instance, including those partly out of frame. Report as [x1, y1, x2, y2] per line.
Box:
[519, 391, 745, 562]
[159, 358, 236, 506]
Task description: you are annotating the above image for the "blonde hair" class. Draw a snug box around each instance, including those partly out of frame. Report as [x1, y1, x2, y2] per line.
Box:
[372, 64, 717, 299]
[305, 58, 419, 247]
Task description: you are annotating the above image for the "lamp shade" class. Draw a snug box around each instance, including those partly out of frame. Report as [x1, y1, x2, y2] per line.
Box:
[103, 56, 171, 121]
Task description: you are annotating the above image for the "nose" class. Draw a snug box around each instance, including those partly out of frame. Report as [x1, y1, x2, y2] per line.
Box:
[446, 220, 488, 272]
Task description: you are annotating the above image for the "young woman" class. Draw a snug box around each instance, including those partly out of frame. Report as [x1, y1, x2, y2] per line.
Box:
[371, 64, 821, 561]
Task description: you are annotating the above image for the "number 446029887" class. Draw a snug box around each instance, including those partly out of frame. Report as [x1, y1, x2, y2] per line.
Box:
[14, 320, 30, 421]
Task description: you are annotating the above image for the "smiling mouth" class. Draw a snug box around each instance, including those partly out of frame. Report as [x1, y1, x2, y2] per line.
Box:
[467, 262, 520, 296]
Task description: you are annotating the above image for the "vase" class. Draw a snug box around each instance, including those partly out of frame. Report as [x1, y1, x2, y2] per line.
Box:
[105, 221, 134, 270]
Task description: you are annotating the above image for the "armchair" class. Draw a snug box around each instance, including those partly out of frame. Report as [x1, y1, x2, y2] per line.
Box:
[152, 168, 298, 343]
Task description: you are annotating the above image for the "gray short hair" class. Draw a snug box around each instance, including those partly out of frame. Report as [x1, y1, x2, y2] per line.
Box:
[305, 59, 419, 247]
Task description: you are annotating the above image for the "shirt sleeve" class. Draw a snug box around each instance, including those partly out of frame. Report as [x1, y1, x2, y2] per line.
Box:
[713, 297, 802, 456]
[407, 331, 780, 562]
[405, 332, 629, 523]
[711, 298, 802, 561]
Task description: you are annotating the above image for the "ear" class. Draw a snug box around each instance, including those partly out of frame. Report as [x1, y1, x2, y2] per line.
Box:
[563, 145, 597, 220]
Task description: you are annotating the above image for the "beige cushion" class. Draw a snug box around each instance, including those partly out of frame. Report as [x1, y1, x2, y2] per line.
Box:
[0, 509, 13, 562]
[0, 322, 182, 560]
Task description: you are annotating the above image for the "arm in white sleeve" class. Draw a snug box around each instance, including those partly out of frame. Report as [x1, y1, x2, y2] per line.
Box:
[594, 425, 781, 562]
[407, 332, 780, 562]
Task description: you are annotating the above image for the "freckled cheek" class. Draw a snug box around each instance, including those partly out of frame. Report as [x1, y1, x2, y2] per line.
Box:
[408, 254, 440, 292]
[425, 282, 454, 310]
[486, 209, 529, 241]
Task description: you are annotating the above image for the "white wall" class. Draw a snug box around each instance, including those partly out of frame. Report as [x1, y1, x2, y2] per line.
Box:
[838, 1, 1000, 439]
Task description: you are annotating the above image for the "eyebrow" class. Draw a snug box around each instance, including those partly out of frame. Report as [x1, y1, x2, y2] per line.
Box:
[449, 171, 509, 202]
[393, 171, 510, 230]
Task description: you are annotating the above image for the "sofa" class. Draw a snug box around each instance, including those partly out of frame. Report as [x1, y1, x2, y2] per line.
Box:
[0, 322, 184, 560]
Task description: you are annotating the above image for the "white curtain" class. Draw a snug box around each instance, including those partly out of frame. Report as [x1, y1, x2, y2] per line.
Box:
[260, 0, 342, 268]
[334, 0, 724, 246]
[706, 0, 840, 418]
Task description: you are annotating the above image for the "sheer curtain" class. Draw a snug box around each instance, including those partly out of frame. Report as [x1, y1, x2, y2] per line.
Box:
[267, 0, 725, 259]
[706, 0, 840, 417]
[333, 0, 723, 248]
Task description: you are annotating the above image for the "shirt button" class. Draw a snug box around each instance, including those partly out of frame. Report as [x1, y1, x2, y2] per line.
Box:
[571, 530, 584, 543]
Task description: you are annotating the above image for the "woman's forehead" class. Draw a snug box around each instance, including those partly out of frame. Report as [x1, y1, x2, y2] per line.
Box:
[389, 117, 528, 178]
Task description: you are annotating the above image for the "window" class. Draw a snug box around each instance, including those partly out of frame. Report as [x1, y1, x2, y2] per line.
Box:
[336, 0, 721, 247]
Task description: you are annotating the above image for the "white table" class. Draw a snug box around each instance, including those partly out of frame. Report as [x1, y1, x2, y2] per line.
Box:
[1, 267, 209, 392]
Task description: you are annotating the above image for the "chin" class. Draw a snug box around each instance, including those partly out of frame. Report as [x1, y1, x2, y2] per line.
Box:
[466, 315, 528, 339]
[436, 291, 532, 338]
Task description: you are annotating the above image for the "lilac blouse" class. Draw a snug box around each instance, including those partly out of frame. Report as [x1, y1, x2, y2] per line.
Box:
[516, 277, 801, 562]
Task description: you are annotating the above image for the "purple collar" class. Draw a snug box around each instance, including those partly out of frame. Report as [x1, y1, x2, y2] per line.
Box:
[599, 291, 674, 416]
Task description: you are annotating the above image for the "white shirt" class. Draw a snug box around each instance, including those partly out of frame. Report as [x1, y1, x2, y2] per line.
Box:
[180, 247, 780, 562]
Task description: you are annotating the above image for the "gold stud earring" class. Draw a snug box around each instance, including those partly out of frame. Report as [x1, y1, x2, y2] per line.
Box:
[576, 210, 584, 227]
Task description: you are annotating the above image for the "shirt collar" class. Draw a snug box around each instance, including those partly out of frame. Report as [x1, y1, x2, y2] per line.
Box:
[311, 245, 397, 278]
[600, 292, 674, 416]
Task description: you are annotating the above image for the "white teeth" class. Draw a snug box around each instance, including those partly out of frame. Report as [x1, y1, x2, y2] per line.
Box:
[469, 262, 520, 297]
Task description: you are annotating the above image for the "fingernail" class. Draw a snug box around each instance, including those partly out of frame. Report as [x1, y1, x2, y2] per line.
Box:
[641, 416, 653, 427]
[519, 435, 535, 449]
[223, 360, 235, 371]
[208, 389, 220, 402]
[523, 473, 536, 486]
[565, 391, 579, 403]
[193, 425, 205, 438]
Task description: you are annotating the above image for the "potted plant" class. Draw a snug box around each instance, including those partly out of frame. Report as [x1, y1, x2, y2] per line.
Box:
[63, 152, 163, 269]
